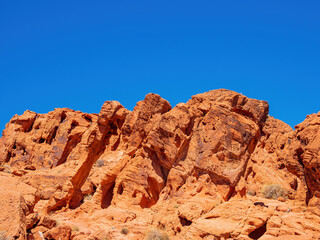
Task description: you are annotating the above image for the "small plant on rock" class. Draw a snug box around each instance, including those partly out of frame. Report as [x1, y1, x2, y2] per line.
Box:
[95, 159, 105, 167]
[247, 190, 256, 196]
[72, 226, 79, 232]
[84, 194, 93, 201]
[146, 228, 169, 240]
[262, 184, 288, 199]
[120, 227, 129, 235]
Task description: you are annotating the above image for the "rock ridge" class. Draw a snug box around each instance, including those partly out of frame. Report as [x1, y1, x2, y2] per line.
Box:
[0, 89, 320, 239]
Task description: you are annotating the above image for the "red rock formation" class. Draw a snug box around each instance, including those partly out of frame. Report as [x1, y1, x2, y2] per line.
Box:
[0, 89, 320, 239]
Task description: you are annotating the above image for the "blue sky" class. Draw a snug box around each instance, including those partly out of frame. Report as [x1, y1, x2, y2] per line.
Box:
[1, 1, 319, 134]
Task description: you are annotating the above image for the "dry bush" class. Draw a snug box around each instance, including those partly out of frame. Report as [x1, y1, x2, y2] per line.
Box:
[262, 184, 288, 199]
[84, 194, 93, 201]
[146, 228, 169, 240]
[95, 159, 105, 167]
[72, 225, 79, 232]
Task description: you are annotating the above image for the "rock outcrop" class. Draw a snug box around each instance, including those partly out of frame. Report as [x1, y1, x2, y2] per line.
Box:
[0, 89, 320, 239]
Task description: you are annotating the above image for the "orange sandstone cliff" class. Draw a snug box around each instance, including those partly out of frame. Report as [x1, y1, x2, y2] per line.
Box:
[0, 89, 320, 240]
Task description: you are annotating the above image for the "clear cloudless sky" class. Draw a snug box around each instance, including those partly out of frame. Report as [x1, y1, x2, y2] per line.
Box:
[1, 0, 320, 134]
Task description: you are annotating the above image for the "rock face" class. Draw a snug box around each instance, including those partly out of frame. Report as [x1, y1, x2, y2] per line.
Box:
[0, 89, 320, 239]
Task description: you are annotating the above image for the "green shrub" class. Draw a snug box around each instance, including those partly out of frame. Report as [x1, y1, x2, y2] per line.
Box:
[262, 184, 287, 199]
[146, 228, 169, 240]
[120, 227, 129, 235]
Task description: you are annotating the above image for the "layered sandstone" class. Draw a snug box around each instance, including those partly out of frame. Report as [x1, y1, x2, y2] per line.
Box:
[0, 89, 320, 240]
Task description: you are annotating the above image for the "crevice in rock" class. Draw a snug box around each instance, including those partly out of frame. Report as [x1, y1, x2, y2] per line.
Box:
[56, 136, 82, 166]
[148, 148, 169, 181]
[226, 186, 236, 201]
[248, 222, 267, 239]
[279, 163, 285, 169]
[141, 149, 168, 207]
[179, 216, 192, 226]
[306, 188, 312, 206]
[109, 122, 118, 134]
[139, 194, 149, 208]
[185, 117, 195, 136]
[92, 183, 97, 192]
[111, 136, 120, 151]
[5, 151, 12, 163]
[27, 114, 37, 132]
[132, 190, 137, 198]
[290, 178, 298, 190]
[287, 147, 305, 179]
[232, 94, 245, 108]
[26, 217, 40, 234]
[83, 114, 92, 123]
[231, 108, 255, 122]
[199, 233, 210, 238]
[56, 139, 80, 166]
[60, 112, 67, 123]
[245, 167, 256, 181]
[296, 148, 304, 167]
[70, 121, 79, 131]
[117, 182, 124, 195]
[160, 164, 169, 184]
[146, 176, 160, 206]
[47, 126, 58, 145]
[158, 127, 174, 139]
[171, 135, 191, 169]
[116, 118, 124, 129]
[101, 182, 115, 209]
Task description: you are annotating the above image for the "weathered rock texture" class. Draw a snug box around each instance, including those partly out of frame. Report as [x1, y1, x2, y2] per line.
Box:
[1, 89, 320, 239]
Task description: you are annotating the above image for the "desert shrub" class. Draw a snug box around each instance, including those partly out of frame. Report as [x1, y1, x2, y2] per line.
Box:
[262, 184, 288, 199]
[247, 190, 256, 196]
[84, 194, 93, 201]
[120, 227, 129, 235]
[95, 159, 105, 167]
[3, 165, 11, 174]
[72, 226, 79, 232]
[146, 228, 169, 240]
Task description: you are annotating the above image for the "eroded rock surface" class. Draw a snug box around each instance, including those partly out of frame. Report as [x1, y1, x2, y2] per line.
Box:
[1, 89, 320, 239]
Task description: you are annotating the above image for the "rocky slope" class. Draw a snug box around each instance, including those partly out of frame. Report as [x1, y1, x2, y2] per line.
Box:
[0, 89, 320, 240]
